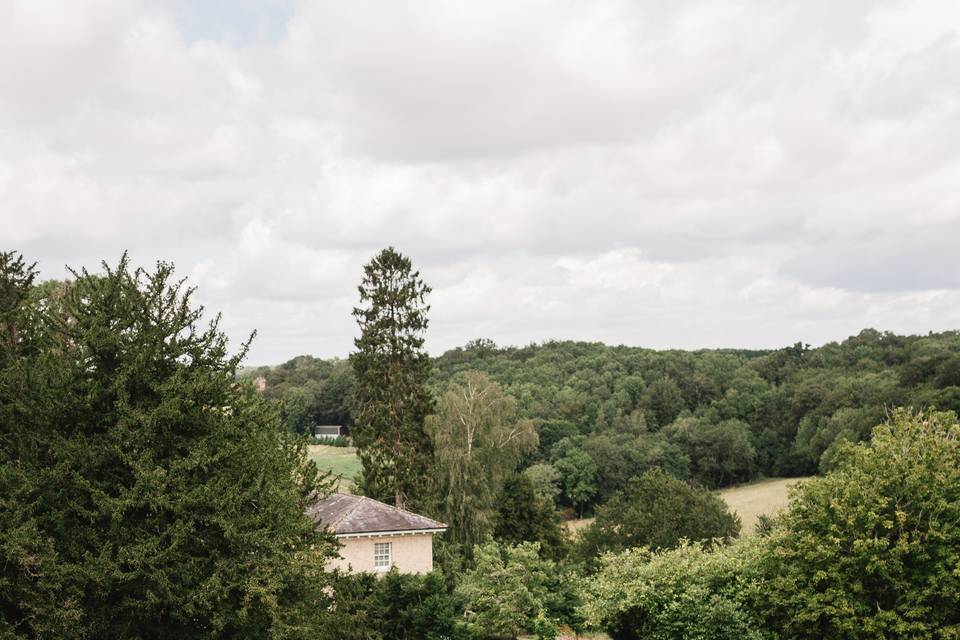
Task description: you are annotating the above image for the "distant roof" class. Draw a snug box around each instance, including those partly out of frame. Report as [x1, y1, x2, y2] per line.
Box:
[307, 493, 446, 536]
[314, 425, 345, 434]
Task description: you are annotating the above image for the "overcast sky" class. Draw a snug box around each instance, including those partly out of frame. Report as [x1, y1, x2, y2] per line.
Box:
[3, 0, 960, 364]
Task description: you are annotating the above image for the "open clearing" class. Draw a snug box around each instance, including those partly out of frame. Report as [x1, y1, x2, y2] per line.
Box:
[718, 477, 811, 534]
[308, 445, 362, 492]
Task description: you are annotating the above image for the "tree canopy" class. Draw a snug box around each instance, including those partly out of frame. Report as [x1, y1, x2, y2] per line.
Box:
[0, 253, 336, 639]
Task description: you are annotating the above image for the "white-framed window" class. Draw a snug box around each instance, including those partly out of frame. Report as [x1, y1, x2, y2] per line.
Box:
[374, 542, 392, 571]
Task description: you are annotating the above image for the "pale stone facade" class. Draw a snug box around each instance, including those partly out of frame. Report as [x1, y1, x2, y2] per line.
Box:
[308, 493, 446, 575]
[327, 532, 436, 574]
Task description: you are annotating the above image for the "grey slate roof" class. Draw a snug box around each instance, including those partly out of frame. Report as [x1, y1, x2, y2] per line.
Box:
[307, 493, 447, 535]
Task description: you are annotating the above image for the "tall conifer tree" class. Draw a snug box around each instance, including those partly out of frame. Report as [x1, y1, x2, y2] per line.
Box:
[350, 247, 433, 510]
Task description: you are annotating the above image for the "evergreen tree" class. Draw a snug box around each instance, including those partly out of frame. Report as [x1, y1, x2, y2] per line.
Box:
[493, 473, 567, 560]
[0, 253, 337, 639]
[350, 247, 433, 510]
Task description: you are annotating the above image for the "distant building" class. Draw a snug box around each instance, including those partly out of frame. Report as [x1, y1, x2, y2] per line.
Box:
[314, 425, 348, 440]
[253, 376, 266, 393]
[307, 493, 446, 574]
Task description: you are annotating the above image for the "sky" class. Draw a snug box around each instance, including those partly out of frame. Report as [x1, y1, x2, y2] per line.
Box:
[3, 0, 960, 365]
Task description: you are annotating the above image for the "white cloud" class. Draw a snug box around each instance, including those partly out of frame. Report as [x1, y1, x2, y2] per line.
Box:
[2, 0, 960, 363]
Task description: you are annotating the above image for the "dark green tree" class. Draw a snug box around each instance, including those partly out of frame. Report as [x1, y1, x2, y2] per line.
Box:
[641, 377, 686, 429]
[493, 473, 567, 560]
[0, 253, 337, 639]
[350, 247, 434, 510]
[577, 469, 740, 567]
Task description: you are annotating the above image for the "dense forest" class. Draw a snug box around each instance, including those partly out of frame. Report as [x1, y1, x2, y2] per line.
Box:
[248, 329, 960, 513]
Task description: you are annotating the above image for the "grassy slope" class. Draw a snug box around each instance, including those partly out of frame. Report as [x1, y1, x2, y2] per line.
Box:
[718, 477, 810, 534]
[308, 445, 362, 492]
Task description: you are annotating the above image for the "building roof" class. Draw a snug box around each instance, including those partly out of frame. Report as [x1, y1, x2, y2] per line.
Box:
[307, 493, 447, 536]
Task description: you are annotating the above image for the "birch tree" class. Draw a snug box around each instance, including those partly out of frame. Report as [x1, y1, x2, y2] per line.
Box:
[427, 371, 538, 554]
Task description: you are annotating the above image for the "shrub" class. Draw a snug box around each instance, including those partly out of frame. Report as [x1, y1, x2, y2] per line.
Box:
[580, 538, 772, 640]
[456, 540, 580, 639]
[326, 570, 466, 640]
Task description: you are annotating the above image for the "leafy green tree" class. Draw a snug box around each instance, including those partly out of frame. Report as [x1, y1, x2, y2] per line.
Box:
[282, 384, 319, 434]
[577, 469, 740, 565]
[523, 463, 561, 507]
[580, 539, 771, 640]
[351, 247, 434, 509]
[0, 254, 337, 639]
[761, 409, 960, 638]
[663, 417, 757, 487]
[551, 441, 598, 517]
[641, 377, 686, 429]
[426, 372, 537, 554]
[457, 540, 575, 639]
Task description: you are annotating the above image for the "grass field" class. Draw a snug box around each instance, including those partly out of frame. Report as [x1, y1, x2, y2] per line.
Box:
[718, 477, 811, 534]
[308, 445, 362, 492]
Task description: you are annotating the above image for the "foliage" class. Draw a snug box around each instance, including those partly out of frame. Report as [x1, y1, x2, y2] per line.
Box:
[0, 253, 337, 639]
[310, 434, 352, 447]
[663, 416, 757, 487]
[253, 330, 960, 510]
[247, 356, 354, 435]
[577, 469, 740, 565]
[492, 473, 568, 561]
[523, 463, 561, 507]
[325, 570, 467, 640]
[580, 539, 772, 640]
[759, 409, 960, 638]
[426, 371, 538, 556]
[350, 247, 434, 509]
[551, 444, 598, 517]
[456, 540, 579, 640]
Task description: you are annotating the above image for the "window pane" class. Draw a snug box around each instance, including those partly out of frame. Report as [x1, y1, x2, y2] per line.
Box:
[374, 542, 391, 570]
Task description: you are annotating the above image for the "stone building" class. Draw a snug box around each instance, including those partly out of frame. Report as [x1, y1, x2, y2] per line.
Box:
[308, 493, 446, 574]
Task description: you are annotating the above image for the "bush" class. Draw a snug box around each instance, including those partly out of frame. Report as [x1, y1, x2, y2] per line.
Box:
[576, 468, 740, 567]
[580, 539, 772, 640]
[311, 434, 352, 447]
[327, 570, 466, 640]
[456, 540, 581, 639]
[760, 409, 960, 638]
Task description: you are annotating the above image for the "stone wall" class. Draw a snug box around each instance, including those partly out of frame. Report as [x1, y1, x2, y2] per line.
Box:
[327, 532, 436, 574]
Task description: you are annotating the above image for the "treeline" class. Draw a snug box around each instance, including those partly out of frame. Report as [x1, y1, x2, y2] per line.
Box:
[250, 329, 960, 512]
[6, 248, 960, 639]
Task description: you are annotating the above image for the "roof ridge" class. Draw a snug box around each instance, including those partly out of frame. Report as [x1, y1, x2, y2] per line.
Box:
[326, 494, 364, 529]
[368, 496, 447, 528]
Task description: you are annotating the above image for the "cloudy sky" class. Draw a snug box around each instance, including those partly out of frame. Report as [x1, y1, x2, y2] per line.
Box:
[3, 0, 960, 364]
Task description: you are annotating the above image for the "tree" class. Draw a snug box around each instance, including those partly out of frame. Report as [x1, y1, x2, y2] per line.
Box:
[523, 463, 561, 508]
[641, 377, 686, 430]
[456, 540, 573, 639]
[0, 254, 338, 639]
[426, 371, 537, 554]
[551, 441, 598, 517]
[577, 469, 740, 565]
[350, 247, 434, 510]
[663, 417, 757, 487]
[493, 474, 567, 560]
[580, 539, 770, 640]
[371, 570, 467, 640]
[761, 409, 960, 638]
